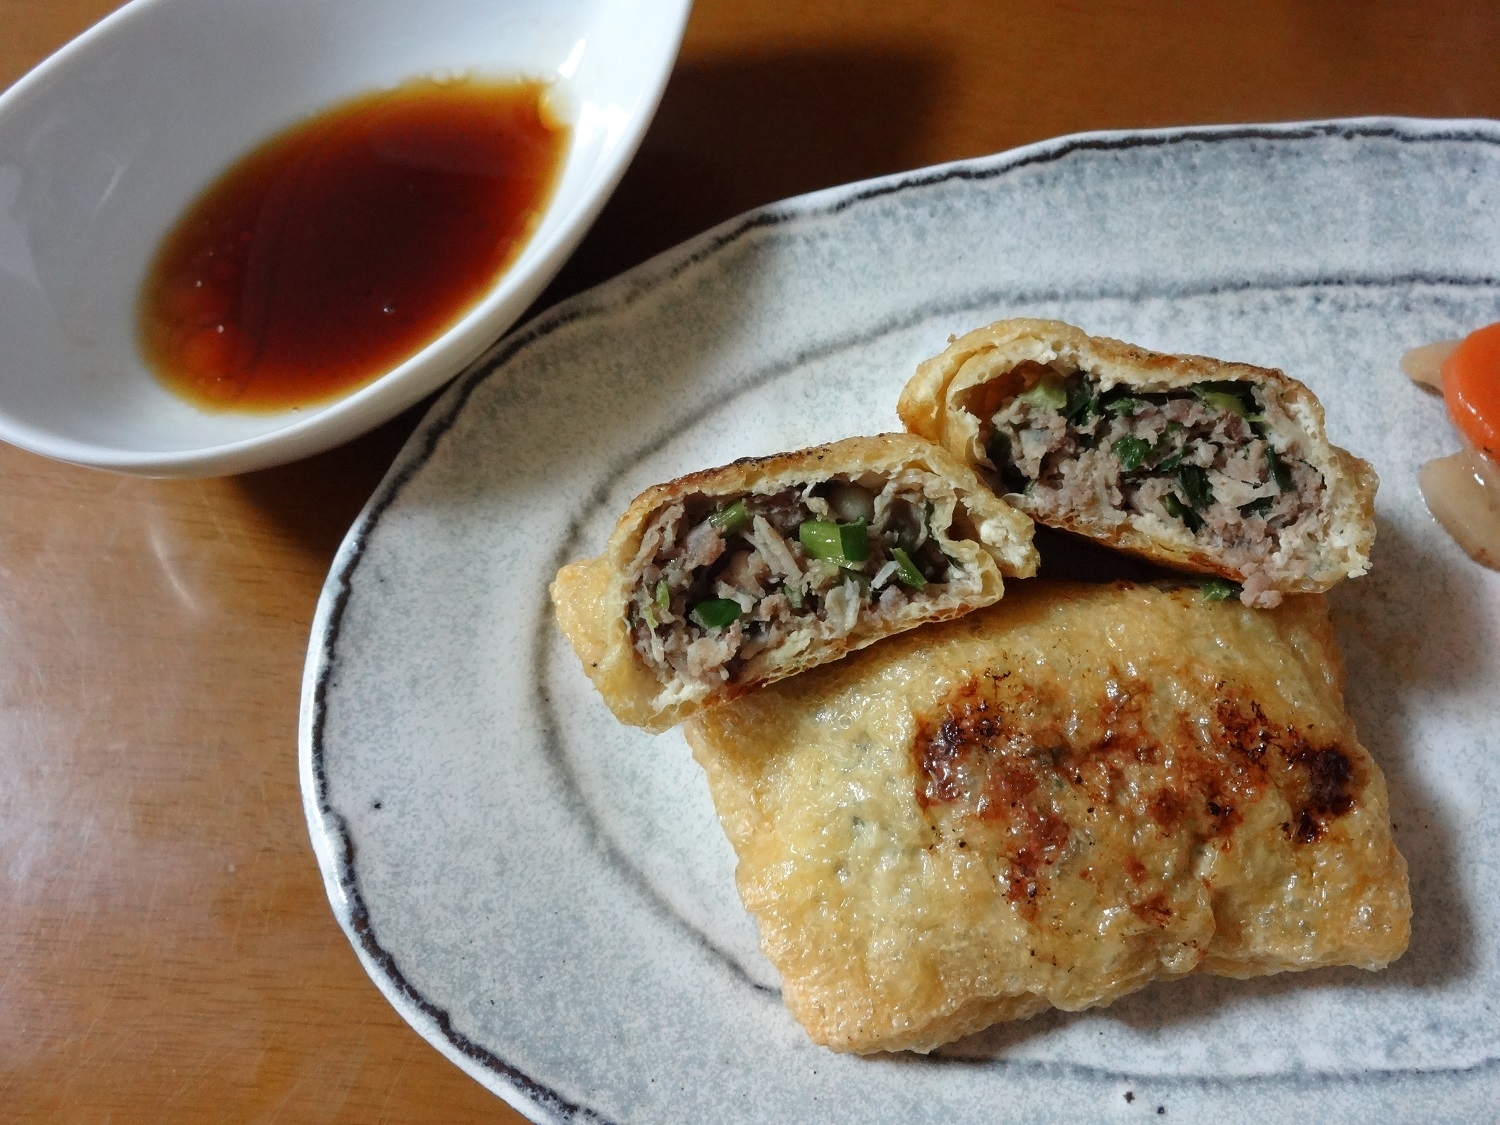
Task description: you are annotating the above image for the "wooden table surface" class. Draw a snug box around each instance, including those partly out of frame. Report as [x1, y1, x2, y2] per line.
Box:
[3, 1, 1499, 1120]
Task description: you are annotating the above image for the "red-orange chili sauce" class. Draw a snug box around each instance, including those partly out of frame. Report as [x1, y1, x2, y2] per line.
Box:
[138, 78, 568, 411]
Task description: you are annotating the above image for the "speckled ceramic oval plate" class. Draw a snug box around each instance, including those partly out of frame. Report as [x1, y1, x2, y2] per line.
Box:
[300, 119, 1500, 1123]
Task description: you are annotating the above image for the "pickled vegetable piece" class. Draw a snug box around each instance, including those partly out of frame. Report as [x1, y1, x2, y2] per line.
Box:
[1442, 322, 1500, 459]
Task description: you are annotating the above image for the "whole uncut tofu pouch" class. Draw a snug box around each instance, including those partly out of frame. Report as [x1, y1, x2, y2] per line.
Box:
[684, 580, 1410, 1054]
[897, 319, 1378, 607]
[550, 433, 1038, 733]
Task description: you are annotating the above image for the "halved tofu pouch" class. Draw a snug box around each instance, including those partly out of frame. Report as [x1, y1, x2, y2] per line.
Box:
[898, 318, 1378, 606]
[686, 580, 1411, 1054]
[550, 433, 1038, 732]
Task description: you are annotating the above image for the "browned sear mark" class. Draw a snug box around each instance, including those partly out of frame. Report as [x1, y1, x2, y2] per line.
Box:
[1282, 737, 1360, 844]
[911, 672, 1367, 914]
[913, 681, 1072, 914]
[1131, 893, 1173, 927]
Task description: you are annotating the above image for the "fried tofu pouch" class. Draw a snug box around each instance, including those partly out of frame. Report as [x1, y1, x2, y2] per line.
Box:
[898, 319, 1377, 607]
[685, 580, 1410, 1054]
[551, 434, 1038, 733]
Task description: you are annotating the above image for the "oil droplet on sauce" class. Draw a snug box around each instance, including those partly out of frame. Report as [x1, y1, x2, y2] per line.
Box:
[138, 77, 568, 412]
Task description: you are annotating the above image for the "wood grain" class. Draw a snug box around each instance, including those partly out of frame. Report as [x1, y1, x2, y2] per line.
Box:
[1, 1, 1497, 1121]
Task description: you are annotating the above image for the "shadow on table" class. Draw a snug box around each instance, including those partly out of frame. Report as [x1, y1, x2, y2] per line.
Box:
[1325, 514, 1480, 988]
[535, 45, 949, 304]
[230, 399, 433, 562]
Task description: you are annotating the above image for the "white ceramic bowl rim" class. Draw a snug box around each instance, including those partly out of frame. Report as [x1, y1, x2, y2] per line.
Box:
[0, 0, 690, 475]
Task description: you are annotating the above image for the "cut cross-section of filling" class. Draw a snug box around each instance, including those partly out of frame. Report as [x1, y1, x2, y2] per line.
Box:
[981, 363, 1325, 606]
[626, 471, 983, 694]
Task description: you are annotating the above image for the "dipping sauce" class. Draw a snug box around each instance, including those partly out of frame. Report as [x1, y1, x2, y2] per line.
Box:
[1402, 324, 1500, 569]
[138, 77, 568, 412]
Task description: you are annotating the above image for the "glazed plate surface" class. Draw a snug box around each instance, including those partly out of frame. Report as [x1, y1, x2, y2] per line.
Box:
[301, 119, 1500, 1123]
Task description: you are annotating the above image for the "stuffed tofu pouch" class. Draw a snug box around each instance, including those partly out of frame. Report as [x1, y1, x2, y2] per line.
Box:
[898, 319, 1378, 607]
[685, 580, 1410, 1055]
[550, 433, 1038, 732]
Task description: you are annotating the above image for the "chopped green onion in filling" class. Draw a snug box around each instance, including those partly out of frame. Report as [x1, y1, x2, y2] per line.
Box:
[1162, 492, 1205, 533]
[1200, 577, 1243, 601]
[1019, 372, 1069, 410]
[1112, 435, 1152, 472]
[1197, 390, 1248, 417]
[708, 499, 749, 534]
[980, 368, 1320, 612]
[1063, 382, 1098, 425]
[690, 598, 742, 630]
[1266, 445, 1292, 492]
[798, 518, 868, 565]
[1102, 393, 1145, 416]
[890, 546, 927, 589]
[1190, 381, 1260, 419]
[1176, 464, 1214, 510]
[633, 480, 971, 691]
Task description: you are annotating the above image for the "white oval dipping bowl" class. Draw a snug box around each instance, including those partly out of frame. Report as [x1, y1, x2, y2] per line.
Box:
[0, 0, 690, 476]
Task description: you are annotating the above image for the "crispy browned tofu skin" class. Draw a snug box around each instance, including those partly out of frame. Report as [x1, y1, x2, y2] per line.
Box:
[899, 319, 1378, 607]
[686, 580, 1409, 1054]
[551, 434, 1036, 731]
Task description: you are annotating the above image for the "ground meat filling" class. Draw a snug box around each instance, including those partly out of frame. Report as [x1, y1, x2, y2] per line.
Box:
[982, 364, 1324, 607]
[627, 474, 974, 694]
